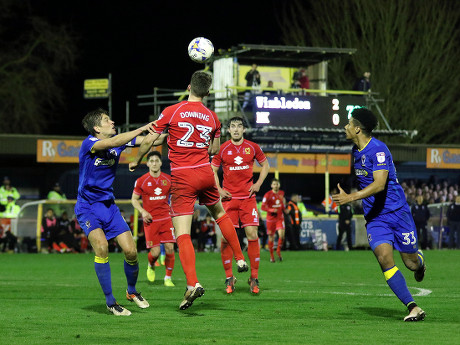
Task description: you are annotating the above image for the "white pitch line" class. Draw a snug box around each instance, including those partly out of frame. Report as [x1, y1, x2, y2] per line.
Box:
[268, 287, 432, 297]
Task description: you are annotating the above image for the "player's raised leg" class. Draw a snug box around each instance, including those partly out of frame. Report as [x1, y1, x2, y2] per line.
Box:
[374, 243, 425, 321]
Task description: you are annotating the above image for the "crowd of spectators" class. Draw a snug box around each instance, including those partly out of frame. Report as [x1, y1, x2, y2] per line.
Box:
[401, 179, 459, 206]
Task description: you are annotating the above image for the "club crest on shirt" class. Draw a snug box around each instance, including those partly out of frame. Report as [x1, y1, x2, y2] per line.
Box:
[361, 155, 366, 166]
[162, 180, 168, 186]
[244, 147, 251, 154]
[376, 152, 386, 163]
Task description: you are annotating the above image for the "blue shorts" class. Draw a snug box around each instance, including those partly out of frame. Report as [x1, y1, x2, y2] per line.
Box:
[75, 200, 131, 240]
[366, 204, 419, 253]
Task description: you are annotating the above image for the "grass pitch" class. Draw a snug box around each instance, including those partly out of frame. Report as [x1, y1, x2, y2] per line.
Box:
[1, 249, 459, 345]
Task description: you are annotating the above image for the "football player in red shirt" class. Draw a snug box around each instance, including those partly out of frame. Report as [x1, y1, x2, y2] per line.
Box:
[131, 150, 176, 287]
[261, 179, 286, 262]
[129, 71, 249, 310]
[211, 117, 269, 294]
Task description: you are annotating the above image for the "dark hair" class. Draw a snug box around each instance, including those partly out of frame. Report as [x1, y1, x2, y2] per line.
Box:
[227, 117, 247, 128]
[82, 108, 108, 136]
[190, 71, 212, 98]
[351, 107, 378, 135]
[271, 178, 280, 184]
[146, 151, 162, 160]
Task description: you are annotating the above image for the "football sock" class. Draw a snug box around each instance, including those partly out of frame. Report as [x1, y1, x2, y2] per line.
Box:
[148, 251, 157, 267]
[216, 213, 244, 261]
[176, 234, 198, 287]
[94, 256, 116, 306]
[124, 258, 139, 295]
[247, 239, 260, 279]
[276, 237, 284, 257]
[383, 265, 414, 306]
[417, 249, 425, 269]
[221, 240, 234, 278]
[268, 240, 274, 260]
[165, 253, 175, 277]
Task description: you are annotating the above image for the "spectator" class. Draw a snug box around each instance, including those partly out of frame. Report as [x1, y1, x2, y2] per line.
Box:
[57, 211, 78, 252]
[353, 71, 371, 92]
[336, 203, 354, 251]
[198, 214, 217, 252]
[70, 215, 89, 253]
[0, 176, 20, 211]
[47, 182, 67, 216]
[411, 196, 431, 250]
[446, 195, 460, 249]
[298, 68, 310, 91]
[286, 193, 302, 250]
[242, 64, 261, 110]
[41, 208, 59, 253]
[0, 195, 19, 252]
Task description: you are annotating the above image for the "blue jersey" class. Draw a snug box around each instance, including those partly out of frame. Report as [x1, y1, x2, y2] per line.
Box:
[77, 135, 135, 204]
[353, 137, 406, 219]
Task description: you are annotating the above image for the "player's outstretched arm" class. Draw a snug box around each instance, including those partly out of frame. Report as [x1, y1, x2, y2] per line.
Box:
[135, 133, 168, 147]
[129, 132, 160, 171]
[249, 159, 270, 197]
[92, 122, 154, 152]
[332, 170, 388, 205]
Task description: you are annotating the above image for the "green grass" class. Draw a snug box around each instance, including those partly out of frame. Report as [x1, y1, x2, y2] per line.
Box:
[1, 249, 460, 345]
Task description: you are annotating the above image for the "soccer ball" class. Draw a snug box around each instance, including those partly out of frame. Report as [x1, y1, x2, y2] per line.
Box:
[188, 37, 214, 63]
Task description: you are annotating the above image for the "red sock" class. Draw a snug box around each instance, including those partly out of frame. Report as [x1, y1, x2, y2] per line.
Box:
[176, 234, 198, 286]
[148, 252, 158, 267]
[165, 253, 175, 277]
[277, 237, 284, 257]
[52, 243, 61, 252]
[247, 239, 260, 279]
[216, 214, 244, 261]
[221, 240, 234, 278]
[268, 240, 274, 260]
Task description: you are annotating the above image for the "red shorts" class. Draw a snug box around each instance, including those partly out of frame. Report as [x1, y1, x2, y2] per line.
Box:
[170, 166, 220, 217]
[266, 218, 285, 236]
[144, 217, 176, 248]
[222, 197, 259, 228]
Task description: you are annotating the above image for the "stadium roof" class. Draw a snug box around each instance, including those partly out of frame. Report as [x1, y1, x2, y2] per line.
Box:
[215, 44, 357, 67]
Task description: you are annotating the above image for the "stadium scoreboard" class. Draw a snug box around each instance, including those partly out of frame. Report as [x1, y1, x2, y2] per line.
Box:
[253, 95, 366, 129]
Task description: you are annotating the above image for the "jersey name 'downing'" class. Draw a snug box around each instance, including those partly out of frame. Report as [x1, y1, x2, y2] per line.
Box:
[353, 137, 406, 219]
[152, 101, 221, 171]
[77, 135, 135, 204]
[133, 172, 171, 220]
[211, 139, 267, 199]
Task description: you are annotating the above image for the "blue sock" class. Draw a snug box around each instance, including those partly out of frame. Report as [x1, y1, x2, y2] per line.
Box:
[124, 259, 139, 295]
[94, 257, 116, 306]
[383, 266, 414, 307]
[160, 244, 166, 256]
[417, 249, 425, 268]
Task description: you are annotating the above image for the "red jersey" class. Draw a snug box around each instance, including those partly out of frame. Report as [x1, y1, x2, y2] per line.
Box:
[211, 139, 267, 199]
[153, 101, 221, 171]
[261, 190, 285, 221]
[133, 172, 171, 220]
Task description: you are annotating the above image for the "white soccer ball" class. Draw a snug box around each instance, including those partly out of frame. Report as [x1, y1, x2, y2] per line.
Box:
[188, 37, 214, 63]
